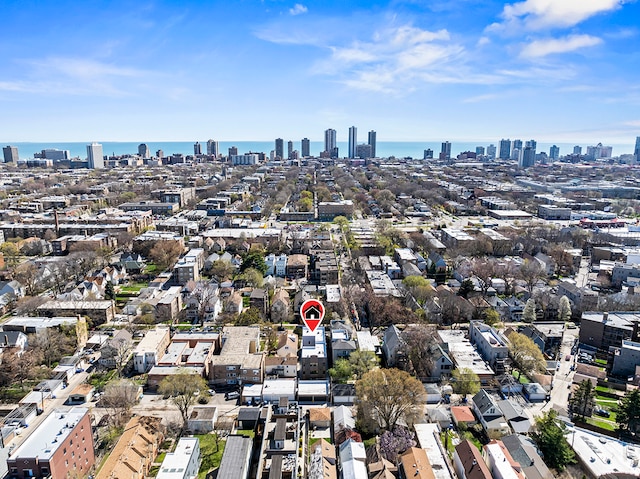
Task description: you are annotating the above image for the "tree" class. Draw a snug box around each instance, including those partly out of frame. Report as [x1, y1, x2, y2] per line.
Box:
[236, 267, 263, 288]
[402, 276, 434, 305]
[617, 388, 640, 437]
[30, 328, 75, 368]
[402, 325, 437, 379]
[329, 359, 353, 384]
[569, 380, 596, 421]
[0, 349, 40, 389]
[240, 251, 267, 275]
[522, 298, 537, 323]
[209, 260, 234, 282]
[104, 281, 116, 300]
[471, 258, 496, 297]
[483, 309, 501, 328]
[558, 296, 572, 322]
[379, 426, 416, 463]
[189, 282, 220, 325]
[13, 262, 40, 296]
[507, 332, 546, 378]
[458, 279, 475, 299]
[148, 240, 184, 272]
[102, 379, 141, 427]
[451, 367, 481, 397]
[349, 350, 380, 379]
[0, 242, 20, 268]
[356, 368, 426, 432]
[158, 371, 208, 430]
[234, 307, 262, 326]
[532, 410, 576, 471]
[519, 259, 547, 295]
[333, 216, 350, 230]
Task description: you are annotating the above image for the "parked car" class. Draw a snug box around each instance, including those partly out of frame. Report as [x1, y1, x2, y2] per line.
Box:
[225, 391, 240, 400]
[595, 408, 611, 418]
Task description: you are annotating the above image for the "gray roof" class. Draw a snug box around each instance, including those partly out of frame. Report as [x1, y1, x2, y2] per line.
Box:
[217, 435, 253, 479]
[501, 434, 552, 479]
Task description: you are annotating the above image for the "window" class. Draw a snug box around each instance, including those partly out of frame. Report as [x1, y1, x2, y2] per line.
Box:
[41, 467, 49, 475]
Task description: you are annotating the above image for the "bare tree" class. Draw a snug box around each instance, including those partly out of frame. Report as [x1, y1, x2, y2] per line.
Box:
[519, 259, 547, 295]
[101, 380, 141, 427]
[471, 258, 497, 297]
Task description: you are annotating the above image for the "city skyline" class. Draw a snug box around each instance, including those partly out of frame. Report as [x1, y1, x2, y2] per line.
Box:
[0, 1, 639, 144]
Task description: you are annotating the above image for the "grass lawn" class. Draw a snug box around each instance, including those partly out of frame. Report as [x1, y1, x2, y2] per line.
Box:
[196, 434, 225, 479]
[363, 437, 377, 448]
[119, 282, 148, 293]
[236, 429, 255, 439]
[511, 370, 531, 384]
[594, 358, 607, 366]
[586, 417, 617, 432]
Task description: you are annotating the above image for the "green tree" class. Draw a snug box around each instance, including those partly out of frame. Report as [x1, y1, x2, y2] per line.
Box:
[0, 242, 20, 268]
[532, 410, 576, 471]
[240, 251, 267, 275]
[522, 298, 537, 323]
[507, 331, 546, 378]
[209, 260, 234, 282]
[617, 388, 640, 437]
[104, 281, 116, 300]
[356, 368, 426, 432]
[483, 308, 501, 328]
[329, 359, 353, 383]
[236, 267, 263, 288]
[158, 371, 207, 430]
[569, 380, 596, 421]
[349, 350, 380, 379]
[451, 367, 481, 397]
[148, 240, 183, 272]
[558, 296, 572, 322]
[333, 216, 350, 230]
[458, 279, 475, 299]
[234, 307, 262, 326]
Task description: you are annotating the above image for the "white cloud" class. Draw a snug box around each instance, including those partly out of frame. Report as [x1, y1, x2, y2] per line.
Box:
[289, 4, 308, 16]
[520, 34, 602, 58]
[490, 0, 625, 32]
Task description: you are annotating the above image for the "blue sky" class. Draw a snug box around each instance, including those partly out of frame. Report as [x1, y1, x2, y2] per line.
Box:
[1, 0, 639, 148]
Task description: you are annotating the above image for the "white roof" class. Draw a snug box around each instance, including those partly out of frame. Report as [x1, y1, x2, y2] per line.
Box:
[567, 426, 640, 477]
[414, 424, 455, 479]
[297, 380, 329, 396]
[157, 437, 200, 479]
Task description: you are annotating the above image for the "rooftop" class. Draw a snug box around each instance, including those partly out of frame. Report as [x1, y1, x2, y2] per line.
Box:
[567, 426, 640, 477]
[157, 437, 199, 479]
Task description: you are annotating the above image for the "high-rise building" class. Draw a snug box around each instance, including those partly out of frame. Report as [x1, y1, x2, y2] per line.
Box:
[301, 138, 310, 157]
[440, 141, 451, 160]
[424, 149, 433, 159]
[275, 138, 284, 159]
[87, 142, 104, 169]
[207, 139, 219, 156]
[635, 136, 640, 161]
[368, 130, 377, 158]
[194, 142, 202, 155]
[525, 139, 537, 151]
[287, 140, 293, 159]
[487, 144, 497, 159]
[348, 126, 357, 159]
[519, 146, 536, 168]
[499, 139, 511, 160]
[156, 149, 164, 158]
[228, 146, 238, 157]
[573, 145, 582, 155]
[138, 143, 150, 159]
[356, 144, 372, 159]
[511, 139, 522, 160]
[476, 146, 485, 156]
[549, 145, 560, 160]
[324, 128, 336, 154]
[2, 145, 18, 163]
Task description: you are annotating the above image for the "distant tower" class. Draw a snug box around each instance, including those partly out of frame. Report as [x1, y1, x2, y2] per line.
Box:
[324, 129, 337, 157]
[156, 149, 164, 158]
[207, 139, 219, 156]
[499, 139, 511, 160]
[519, 145, 536, 168]
[440, 141, 451, 160]
[194, 142, 202, 155]
[487, 144, 497, 159]
[511, 139, 522, 160]
[423, 149, 433, 159]
[549, 145, 560, 161]
[87, 142, 104, 169]
[275, 138, 284, 159]
[573, 145, 582, 155]
[2, 145, 18, 163]
[228, 146, 238, 157]
[475, 146, 485, 156]
[138, 143, 150, 159]
[368, 130, 377, 158]
[287, 140, 293, 159]
[301, 138, 310, 157]
[348, 126, 357, 159]
[635, 136, 640, 161]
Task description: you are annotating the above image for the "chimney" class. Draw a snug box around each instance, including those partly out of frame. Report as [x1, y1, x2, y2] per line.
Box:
[603, 312, 609, 322]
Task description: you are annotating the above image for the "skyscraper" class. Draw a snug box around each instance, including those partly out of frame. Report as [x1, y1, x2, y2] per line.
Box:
[207, 139, 219, 156]
[475, 146, 485, 156]
[138, 143, 150, 159]
[301, 138, 310, 157]
[228, 146, 238, 157]
[635, 136, 640, 161]
[440, 141, 451, 160]
[573, 145, 582, 155]
[424, 149, 433, 159]
[486, 144, 496, 159]
[2, 145, 18, 163]
[511, 139, 522, 160]
[499, 139, 511, 160]
[87, 142, 104, 169]
[194, 142, 202, 155]
[519, 146, 536, 168]
[368, 130, 376, 158]
[525, 139, 537, 151]
[324, 128, 336, 154]
[156, 149, 164, 158]
[287, 140, 293, 159]
[549, 145, 560, 161]
[275, 138, 284, 159]
[348, 126, 357, 159]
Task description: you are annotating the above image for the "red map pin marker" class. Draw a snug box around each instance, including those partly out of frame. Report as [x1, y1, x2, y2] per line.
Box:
[300, 299, 325, 333]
